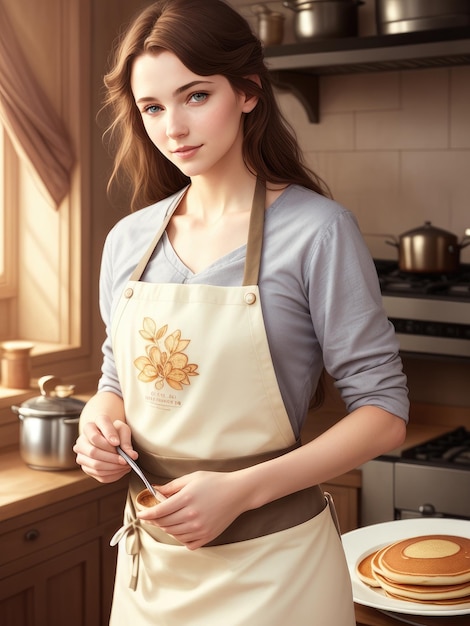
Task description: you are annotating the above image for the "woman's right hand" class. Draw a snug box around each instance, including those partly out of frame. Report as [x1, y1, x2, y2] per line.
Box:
[73, 415, 135, 483]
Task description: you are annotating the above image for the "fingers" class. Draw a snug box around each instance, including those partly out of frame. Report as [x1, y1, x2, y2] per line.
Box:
[73, 414, 134, 481]
[135, 471, 244, 548]
[137, 505, 208, 549]
[73, 434, 130, 479]
[113, 420, 138, 458]
[82, 415, 121, 449]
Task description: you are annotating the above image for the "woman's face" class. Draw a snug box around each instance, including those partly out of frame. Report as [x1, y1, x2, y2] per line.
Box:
[131, 51, 257, 179]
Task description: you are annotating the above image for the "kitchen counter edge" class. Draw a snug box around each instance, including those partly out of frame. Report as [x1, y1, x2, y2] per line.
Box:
[0, 448, 127, 521]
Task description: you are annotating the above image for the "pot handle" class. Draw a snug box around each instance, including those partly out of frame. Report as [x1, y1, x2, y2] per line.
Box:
[363, 233, 399, 247]
[13, 406, 25, 420]
[460, 228, 470, 249]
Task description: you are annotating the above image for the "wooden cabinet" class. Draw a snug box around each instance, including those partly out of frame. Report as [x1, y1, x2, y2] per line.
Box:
[0, 481, 127, 626]
[0, 541, 100, 626]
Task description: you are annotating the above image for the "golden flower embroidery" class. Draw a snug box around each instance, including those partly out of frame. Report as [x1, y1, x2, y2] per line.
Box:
[134, 318, 199, 391]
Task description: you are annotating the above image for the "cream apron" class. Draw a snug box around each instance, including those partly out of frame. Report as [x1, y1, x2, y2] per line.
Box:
[109, 181, 355, 626]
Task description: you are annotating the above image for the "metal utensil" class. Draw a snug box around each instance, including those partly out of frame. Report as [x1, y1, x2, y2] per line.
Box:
[116, 446, 166, 501]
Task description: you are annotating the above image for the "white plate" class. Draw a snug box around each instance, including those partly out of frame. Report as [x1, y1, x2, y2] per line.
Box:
[342, 518, 470, 616]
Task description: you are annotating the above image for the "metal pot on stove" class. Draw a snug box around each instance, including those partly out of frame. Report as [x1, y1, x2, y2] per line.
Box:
[386, 222, 470, 273]
[12, 375, 85, 470]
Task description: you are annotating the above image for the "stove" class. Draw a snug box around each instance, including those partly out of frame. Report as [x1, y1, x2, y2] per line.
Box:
[401, 426, 470, 466]
[374, 260, 470, 358]
[361, 427, 470, 526]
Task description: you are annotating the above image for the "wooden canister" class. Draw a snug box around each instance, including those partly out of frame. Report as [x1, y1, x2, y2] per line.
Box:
[1, 341, 34, 389]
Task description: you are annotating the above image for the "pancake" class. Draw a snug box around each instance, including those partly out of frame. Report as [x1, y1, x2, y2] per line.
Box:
[356, 550, 381, 587]
[372, 535, 470, 586]
[373, 570, 470, 601]
[385, 589, 470, 605]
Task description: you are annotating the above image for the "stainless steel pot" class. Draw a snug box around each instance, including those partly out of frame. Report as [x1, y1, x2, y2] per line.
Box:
[252, 3, 285, 46]
[12, 375, 85, 470]
[386, 222, 470, 273]
[376, 0, 470, 34]
[283, 0, 364, 41]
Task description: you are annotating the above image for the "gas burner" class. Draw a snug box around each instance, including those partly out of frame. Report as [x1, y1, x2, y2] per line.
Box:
[401, 427, 470, 466]
[379, 275, 454, 295]
[374, 260, 470, 300]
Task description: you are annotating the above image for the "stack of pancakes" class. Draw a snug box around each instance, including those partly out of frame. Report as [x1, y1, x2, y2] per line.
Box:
[356, 534, 470, 605]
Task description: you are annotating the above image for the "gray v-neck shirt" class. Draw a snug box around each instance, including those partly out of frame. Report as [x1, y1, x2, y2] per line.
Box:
[98, 185, 409, 437]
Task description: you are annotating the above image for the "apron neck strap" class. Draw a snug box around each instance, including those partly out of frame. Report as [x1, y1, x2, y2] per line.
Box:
[242, 177, 266, 287]
[129, 186, 188, 282]
[129, 178, 266, 285]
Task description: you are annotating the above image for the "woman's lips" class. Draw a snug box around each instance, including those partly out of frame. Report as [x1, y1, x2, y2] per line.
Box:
[172, 145, 201, 159]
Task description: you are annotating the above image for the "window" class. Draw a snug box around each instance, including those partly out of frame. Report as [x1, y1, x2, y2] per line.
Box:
[0, 0, 91, 395]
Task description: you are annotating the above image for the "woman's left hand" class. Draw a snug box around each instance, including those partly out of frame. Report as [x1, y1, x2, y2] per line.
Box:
[136, 470, 248, 550]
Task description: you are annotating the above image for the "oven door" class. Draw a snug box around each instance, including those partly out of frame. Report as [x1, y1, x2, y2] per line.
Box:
[382, 295, 470, 358]
[394, 462, 470, 520]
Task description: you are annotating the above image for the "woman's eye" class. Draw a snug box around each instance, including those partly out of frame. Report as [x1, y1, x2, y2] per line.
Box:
[189, 92, 208, 103]
[143, 104, 162, 115]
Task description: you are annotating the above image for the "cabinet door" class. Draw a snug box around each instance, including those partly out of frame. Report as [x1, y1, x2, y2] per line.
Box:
[323, 483, 359, 534]
[0, 540, 100, 626]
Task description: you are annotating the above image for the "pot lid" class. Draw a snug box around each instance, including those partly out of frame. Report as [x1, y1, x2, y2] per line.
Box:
[18, 394, 85, 416]
[401, 221, 457, 240]
[15, 375, 85, 416]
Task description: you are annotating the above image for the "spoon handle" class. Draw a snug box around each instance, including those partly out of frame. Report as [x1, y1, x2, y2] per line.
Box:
[116, 446, 166, 501]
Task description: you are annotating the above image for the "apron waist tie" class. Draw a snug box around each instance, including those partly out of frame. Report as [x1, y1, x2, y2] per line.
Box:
[110, 515, 143, 591]
[130, 442, 327, 546]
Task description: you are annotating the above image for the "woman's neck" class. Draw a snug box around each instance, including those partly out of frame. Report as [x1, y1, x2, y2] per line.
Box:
[180, 172, 258, 224]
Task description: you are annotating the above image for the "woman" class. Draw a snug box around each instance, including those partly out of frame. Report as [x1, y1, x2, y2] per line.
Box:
[74, 1, 409, 624]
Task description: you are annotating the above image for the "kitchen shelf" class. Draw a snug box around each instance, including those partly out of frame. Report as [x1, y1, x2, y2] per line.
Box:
[264, 26, 470, 122]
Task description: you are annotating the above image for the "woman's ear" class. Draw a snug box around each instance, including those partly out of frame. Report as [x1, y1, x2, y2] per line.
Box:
[241, 74, 261, 113]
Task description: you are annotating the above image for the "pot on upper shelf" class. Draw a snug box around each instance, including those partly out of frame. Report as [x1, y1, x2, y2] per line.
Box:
[375, 0, 470, 35]
[251, 3, 285, 46]
[12, 375, 85, 470]
[386, 222, 470, 273]
[283, 0, 364, 41]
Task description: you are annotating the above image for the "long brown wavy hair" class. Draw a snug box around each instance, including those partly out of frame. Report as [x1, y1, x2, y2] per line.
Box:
[102, 0, 329, 212]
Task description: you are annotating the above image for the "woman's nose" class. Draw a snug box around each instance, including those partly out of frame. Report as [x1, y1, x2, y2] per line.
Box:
[166, 110, 188, 139]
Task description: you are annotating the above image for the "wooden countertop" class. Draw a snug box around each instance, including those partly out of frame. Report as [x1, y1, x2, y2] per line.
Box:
[0, 448, 127, 521]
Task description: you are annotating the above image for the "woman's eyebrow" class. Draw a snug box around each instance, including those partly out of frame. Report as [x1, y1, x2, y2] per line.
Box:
[173, 80, 214, 96]
[135, 80, 214, 104]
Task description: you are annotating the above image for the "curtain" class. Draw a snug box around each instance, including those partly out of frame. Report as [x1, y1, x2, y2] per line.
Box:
[0, 1, 75, 208]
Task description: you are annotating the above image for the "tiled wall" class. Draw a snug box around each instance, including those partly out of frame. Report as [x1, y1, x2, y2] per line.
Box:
[279, 67, 470, 262]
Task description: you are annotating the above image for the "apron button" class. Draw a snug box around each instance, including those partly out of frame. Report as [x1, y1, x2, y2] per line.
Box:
[244, 292, 256, 305]
[124, 287, 134, 299]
